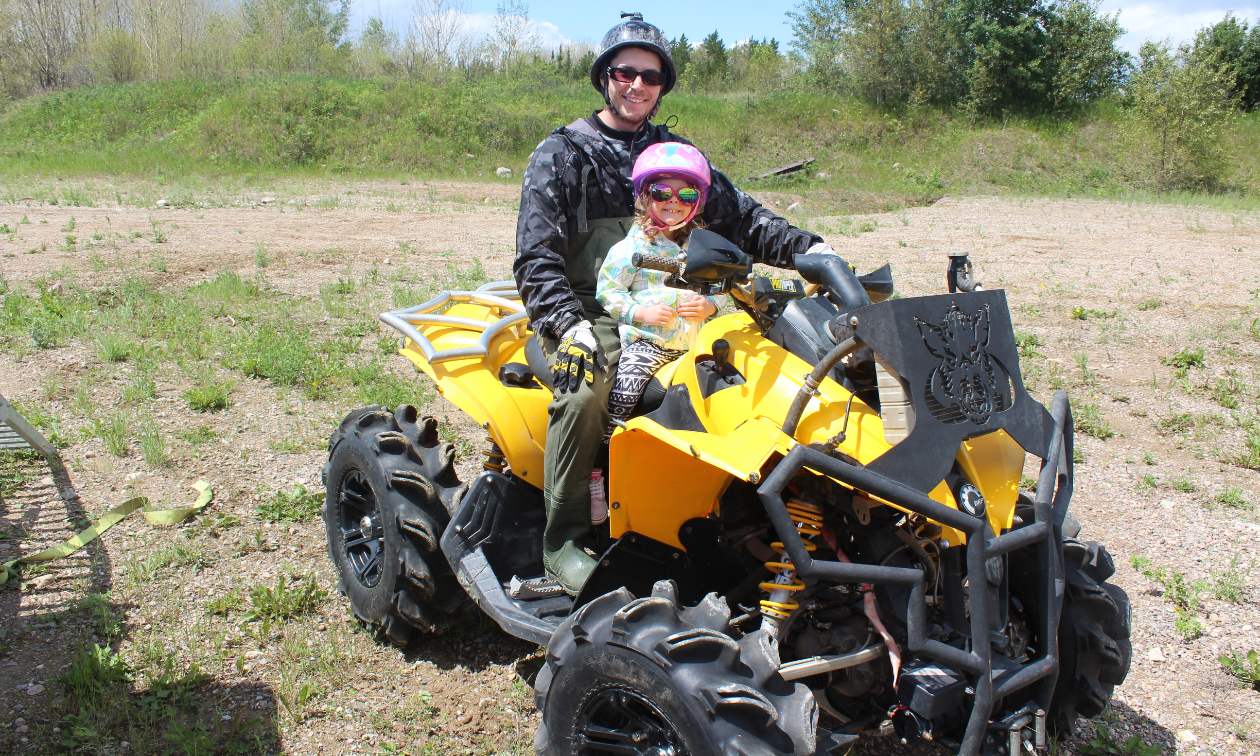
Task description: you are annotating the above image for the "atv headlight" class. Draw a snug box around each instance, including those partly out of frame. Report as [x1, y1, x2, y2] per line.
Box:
[957, 483, 985, 517]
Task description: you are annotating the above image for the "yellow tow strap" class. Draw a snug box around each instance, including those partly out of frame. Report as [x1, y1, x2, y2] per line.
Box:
[0, 480, 214, 588]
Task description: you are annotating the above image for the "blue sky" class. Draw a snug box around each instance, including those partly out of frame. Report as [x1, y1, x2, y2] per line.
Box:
[349, 1, 1260, 55]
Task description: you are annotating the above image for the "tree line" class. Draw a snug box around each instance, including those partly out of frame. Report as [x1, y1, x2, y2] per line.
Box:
[0, 0, 1257, 188]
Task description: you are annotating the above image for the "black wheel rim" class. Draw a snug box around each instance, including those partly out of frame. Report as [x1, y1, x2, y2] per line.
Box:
[338, 469, 384, 588]
[575, 686, 686, 756]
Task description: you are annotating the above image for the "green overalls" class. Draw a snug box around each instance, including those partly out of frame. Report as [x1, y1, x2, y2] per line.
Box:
[539, 216, 632, 594]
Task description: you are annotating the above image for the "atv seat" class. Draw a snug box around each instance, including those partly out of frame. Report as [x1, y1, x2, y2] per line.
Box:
[524, 335, 671, 415]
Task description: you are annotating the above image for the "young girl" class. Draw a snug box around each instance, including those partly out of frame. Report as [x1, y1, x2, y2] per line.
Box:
[596, 141, 720, 450]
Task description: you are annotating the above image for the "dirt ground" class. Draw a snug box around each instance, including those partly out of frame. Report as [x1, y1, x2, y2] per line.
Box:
[1, 179, 1259, 755]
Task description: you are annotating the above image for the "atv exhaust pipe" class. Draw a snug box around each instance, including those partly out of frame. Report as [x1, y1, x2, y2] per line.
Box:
[778, 645, 885, 681]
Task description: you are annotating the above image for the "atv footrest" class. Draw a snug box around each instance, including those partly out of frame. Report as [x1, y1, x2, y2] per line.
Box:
[440, 471, 565, 645]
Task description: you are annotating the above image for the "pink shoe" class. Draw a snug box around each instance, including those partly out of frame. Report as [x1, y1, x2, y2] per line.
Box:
[590, 470, 608, 525]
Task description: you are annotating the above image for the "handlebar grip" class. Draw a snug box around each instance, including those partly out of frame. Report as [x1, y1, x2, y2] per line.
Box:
[631, 251, 683, 275]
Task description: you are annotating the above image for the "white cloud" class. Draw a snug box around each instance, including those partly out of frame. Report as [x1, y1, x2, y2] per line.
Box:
[1100, 1, 1260, 53]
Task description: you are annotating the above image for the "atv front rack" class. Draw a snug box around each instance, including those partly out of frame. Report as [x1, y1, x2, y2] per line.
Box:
[379, 280, 526, 364]
[758, 391, 1075, 755]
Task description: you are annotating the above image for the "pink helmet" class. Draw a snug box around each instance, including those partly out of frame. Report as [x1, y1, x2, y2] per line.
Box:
[632, 142, 712, 204]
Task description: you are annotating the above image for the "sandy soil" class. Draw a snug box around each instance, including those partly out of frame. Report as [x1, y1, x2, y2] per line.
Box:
[1, 184, 1259, 754]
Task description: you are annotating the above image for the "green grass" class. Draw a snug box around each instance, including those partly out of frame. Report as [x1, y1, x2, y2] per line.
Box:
[241, 574, 327, 622]
[184, 374, 231, 412]
[1, 75, 1259, 208]
[1161, 346, 1206, 370]
[1076, 403, 1115, 439]
[256, 485, 323, 523]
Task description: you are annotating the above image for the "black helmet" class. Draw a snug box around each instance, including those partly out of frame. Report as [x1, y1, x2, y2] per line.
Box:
[590, 13, 676, 96]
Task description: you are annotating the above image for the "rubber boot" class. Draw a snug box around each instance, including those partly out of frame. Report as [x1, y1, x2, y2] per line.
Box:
[543, 495, 597, 595]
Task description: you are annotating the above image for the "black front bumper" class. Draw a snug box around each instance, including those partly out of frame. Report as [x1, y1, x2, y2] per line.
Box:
[757, 391, 1075, 755]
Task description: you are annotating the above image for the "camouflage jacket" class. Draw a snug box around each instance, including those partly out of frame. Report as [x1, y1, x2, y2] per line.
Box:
[513, 115, 823, 340]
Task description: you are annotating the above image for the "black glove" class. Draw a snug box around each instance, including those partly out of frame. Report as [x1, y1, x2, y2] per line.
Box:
[551, 322, 604, 393]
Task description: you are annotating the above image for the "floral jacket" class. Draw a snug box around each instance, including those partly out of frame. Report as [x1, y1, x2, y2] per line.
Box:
[596, 224, 722, 351]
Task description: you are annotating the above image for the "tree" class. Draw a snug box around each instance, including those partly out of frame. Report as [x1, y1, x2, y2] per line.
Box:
[787, 0, 849, 91]
[357, 16, 399, 76]
[845, 0, 910, 104]
[694, 30, 728, 88]
[492, 0, 538, 70]
[669, 33, 691, 79]
[1124, 40, 1239, 188]
[1193, 13, 1260, 111]
[952, 0, 1054, 114]
[1043, 0, 1128, 113]
[405, 0, 468, 77]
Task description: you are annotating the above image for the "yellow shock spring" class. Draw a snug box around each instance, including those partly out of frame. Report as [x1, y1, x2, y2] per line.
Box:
[483, 436, 506, 472]
[759, 500, 824, 619]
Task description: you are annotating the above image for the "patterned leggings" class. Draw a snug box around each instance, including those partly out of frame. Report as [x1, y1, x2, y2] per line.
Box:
[606, 339, 685, 438]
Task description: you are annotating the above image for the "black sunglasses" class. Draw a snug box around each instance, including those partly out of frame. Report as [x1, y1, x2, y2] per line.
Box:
[606, 66, 664, 87]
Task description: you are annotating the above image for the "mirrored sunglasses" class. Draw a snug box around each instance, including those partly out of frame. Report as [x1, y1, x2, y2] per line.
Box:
[649, 184, 700, 206]
[607, 66, 664, 87]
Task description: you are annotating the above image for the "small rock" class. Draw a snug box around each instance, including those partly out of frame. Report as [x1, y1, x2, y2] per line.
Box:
[48, 281, 64, 296]
[383, 257, 391, 265]
[261, 197, 274, 204]
[893, 162, 901, 169]
[41, 477, 53, 486]
[1177, 730, 1197, 744]
[1148, 646, 1165, 662]
[465, 153, 476, 158]
[495, 167, 512, 177]
[1159, 499, 1176, 510]
[156, 199, 169, 207]
[14, 725, 27, 733]
[28, 574, 55, 590]
[25, 684, 44, 696]
[786, 202, 802, 213]
[14, 718, 25, 726]
[817, 171, 830, 179]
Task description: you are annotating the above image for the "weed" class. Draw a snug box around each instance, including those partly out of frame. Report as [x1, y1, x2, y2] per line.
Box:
[1142, 450, 1157, 465]
[1170, 476, 1196, 493]
[1212, 376, 1242, 409]
[96, 333, 138, 362]
[1175, 607, 1205, 639]
[184, 374, 230, 412]
[254, 242, 269, 267]
[135, 645, 209, 710]
[1019, 474, 1038, 490]
[1075, 352, 1096, 384]
[276, 682, 318, 721]
[257, 485, 323, 522]
[59, 643, 132, 707]
[241, 574, 327, 622]
[177, 424, 218, 445]
[1229, 428, 1260, 470]
[1216, 486, 1253, 510]
[1136, 298, 1163, 311]
[1156, 412, 1195, 435]
[138, 418, 170, 468]
[1078, 722, 1165, 756]
[1138, 473, 1158, 490]
[77, 592, 123, 639]
[127, 541, 206, 583]
[187, 512, 242, 538]
[1161, 347, 1205, 369]
[123, 370, 156, 401]
[1076, 403, 1115, 439]
[1071, 306, 1115, 320]
[0, 450, 41, 498]
[1213, 552, 1255, 603]
[207, 588, 244, 615]
[1220, 648, 1260, 689]
[95, 412, 129, 456]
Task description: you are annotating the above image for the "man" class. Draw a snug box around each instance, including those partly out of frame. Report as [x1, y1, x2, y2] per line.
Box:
[514, 13, 843, 595]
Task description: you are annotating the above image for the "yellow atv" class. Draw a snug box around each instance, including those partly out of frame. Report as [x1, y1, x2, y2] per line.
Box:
[322, 244, 1130, 756]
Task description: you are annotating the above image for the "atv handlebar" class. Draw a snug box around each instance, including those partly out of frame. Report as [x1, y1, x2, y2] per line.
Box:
[631, 251, 684, 276]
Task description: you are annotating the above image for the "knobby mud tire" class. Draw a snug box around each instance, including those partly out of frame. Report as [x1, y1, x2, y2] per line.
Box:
[1049, 537, 1133, 733]
[534, 580, 817, 756]
[322, 404, 469, 646]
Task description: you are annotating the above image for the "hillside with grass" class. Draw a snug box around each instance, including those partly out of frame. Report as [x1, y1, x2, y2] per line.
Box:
[2, 74, 1259, 211]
